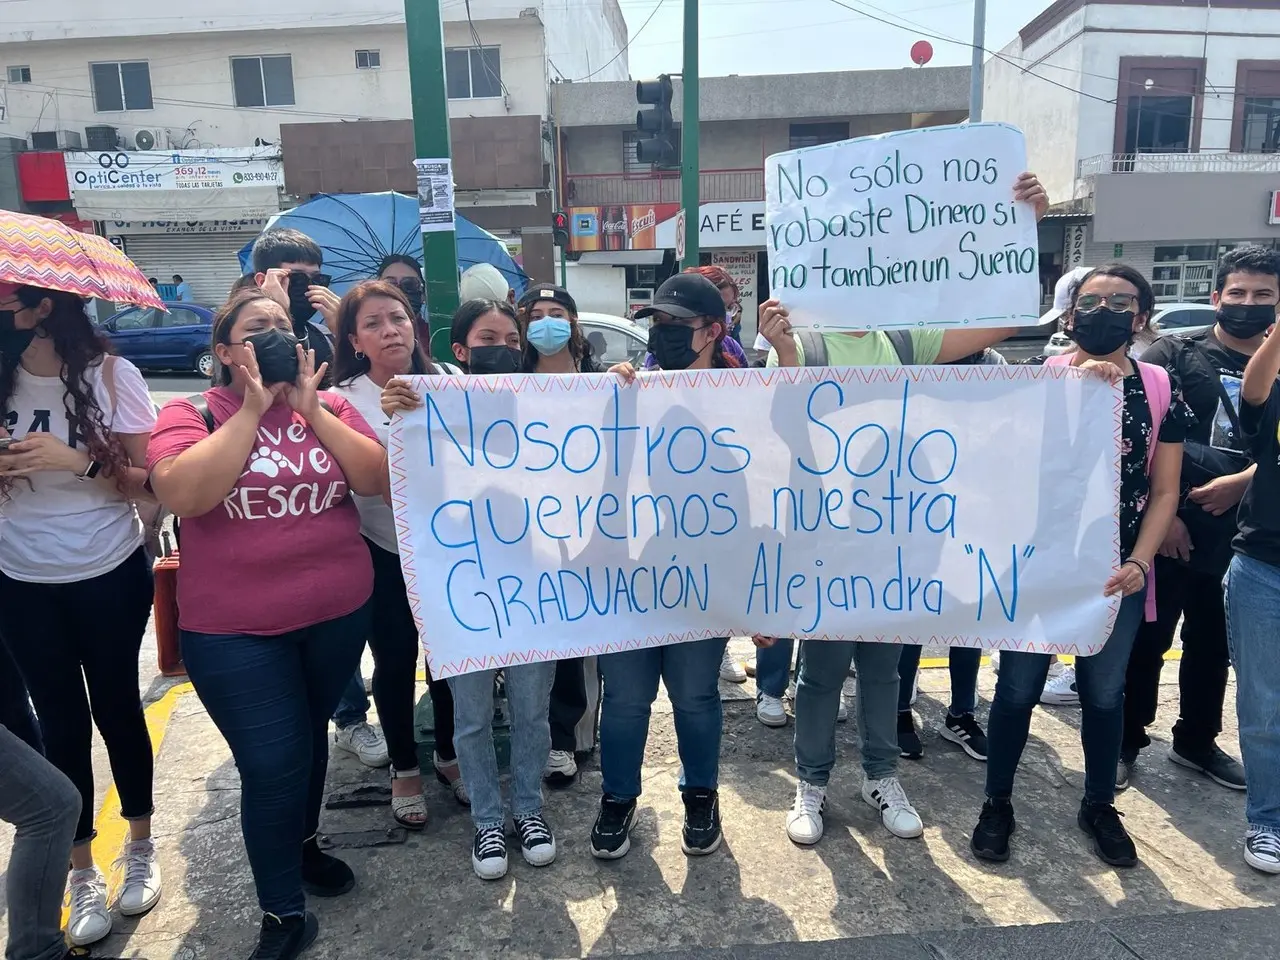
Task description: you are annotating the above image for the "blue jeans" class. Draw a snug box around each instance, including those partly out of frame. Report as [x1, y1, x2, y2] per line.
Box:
[332, 665, 369, 729]
[795, 640, 901, 784]
[448, 663, 555, 830]
[1224, 554, 1280, 830]
[599, 637, 728, 800]
[181, 603, 369, 916]
[898, 645, 981, 716]
[986, 591, 1145, 806]
[756, 638, 796, 699]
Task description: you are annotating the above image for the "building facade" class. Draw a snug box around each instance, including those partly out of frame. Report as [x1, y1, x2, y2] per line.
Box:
[984, 0, 1280, 307]
[0, 0, 627, 299]
[553, 67, 970, 333]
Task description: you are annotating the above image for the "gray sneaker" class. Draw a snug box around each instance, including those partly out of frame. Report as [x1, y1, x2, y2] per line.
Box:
[1169, 743, 1246, 791]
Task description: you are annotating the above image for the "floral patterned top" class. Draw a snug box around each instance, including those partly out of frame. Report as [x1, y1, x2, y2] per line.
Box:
[1026, 357, 1196, 554]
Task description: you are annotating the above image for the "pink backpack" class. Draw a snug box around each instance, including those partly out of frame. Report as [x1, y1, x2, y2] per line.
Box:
[1044, 354, 1170, 622]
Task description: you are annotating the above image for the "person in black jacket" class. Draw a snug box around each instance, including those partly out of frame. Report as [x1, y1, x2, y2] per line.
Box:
[1120, 245, 1280, 793]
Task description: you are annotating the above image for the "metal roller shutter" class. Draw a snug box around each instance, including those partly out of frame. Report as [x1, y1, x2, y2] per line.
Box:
[121, 234, 256, 307]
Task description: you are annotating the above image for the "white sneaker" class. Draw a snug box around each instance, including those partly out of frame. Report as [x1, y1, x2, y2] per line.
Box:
[786, 781, 827, 845]
[756, 693, 787, 727]
[115, 837, 163, 916]
[1040, 666, 1080, 706]
[1046, 656, 1064, 680]
[1245, 826, 1280, 874]
[836, 692, 849, 723]
[334, 721, 391, 767]
[67, 866, 112, 946]
[543, 749, 578, 785]
[719, 648, 747, 683]
[861, 776, 924, 839]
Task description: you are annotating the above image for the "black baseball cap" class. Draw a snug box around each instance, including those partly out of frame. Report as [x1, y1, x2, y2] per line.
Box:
[517, 283, 578, 316]
[634, 273, 725, 321]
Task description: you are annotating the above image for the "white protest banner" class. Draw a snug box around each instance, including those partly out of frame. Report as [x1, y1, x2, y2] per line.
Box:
[390, 367, 1121, 679]
[764, 123, 1040, 332]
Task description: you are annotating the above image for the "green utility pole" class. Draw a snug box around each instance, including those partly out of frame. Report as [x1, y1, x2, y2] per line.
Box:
[680, 0, 699, 268]
[405, 0, 460, 361]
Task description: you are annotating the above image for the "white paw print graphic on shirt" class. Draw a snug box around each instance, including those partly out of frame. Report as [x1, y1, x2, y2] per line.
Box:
[247, 446, 290, 479]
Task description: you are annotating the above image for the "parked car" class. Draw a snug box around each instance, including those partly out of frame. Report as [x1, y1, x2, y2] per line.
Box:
[1042, 302, 1217, 358]
[99, 302, 216, 377]
[577, 312, 649, 366]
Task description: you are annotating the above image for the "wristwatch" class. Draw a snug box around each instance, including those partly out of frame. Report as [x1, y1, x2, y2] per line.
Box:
[77, 460, 102, 482]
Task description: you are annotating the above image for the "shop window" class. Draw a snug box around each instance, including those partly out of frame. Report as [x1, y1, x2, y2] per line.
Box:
[1153, 245, 1216, 302]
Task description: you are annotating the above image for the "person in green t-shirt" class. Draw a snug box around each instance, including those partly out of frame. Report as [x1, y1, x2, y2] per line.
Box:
[755, 171, 1049, 848]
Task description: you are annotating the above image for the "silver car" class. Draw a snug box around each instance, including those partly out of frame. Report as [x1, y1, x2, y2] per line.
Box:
[1043, 302, 1217, 357]
[577, 312, 650, 366]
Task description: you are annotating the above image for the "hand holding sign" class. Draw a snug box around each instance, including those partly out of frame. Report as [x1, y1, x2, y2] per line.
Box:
[764, 123, 1043, 332]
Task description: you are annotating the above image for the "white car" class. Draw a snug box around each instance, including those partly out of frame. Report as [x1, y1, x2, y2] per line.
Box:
[577, 312, 649, 366]
[1042, 302, 1218, 358]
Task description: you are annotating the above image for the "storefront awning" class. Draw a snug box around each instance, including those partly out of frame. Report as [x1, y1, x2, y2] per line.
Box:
[71, 186, 281, 222]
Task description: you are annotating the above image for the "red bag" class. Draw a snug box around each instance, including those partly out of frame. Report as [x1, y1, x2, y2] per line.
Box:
[153, 553, 185, 677]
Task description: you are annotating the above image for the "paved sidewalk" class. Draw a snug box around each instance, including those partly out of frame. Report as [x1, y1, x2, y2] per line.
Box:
[3, 640, 1274, 959]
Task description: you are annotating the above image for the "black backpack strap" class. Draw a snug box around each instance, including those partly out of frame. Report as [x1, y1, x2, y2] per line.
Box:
[796, 330, 827, 367]
[886, 329, 915, 365]
[188, 393, 216, 433]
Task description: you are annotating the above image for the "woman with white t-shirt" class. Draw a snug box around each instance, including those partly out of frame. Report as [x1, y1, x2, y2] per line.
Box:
[0, 282, 161, 946]
[329, 279, 465, 828]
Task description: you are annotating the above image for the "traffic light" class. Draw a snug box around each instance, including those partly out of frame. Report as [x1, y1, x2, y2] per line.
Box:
[552, 210, 569, 247]
[635, 75, 677, 167]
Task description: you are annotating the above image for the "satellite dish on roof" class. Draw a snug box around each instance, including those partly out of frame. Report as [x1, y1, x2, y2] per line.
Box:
[911, 40, 934, 66]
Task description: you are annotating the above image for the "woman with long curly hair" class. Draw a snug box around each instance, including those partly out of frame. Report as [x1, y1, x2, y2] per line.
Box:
[0, 282, 161, 946]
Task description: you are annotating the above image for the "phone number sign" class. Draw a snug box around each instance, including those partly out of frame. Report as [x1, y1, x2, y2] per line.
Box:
[65, 150, 283, 192]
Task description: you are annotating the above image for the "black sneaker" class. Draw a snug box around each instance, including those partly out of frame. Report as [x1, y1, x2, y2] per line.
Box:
[247, 911, 319, 960]
[898, 711, 924, 760]
[472, 824, 509, 880]
[940, 712, 988, 761]
[681, 788, 723, 856]
[1078, 801, 1138, 867]
[590, 795, 637, 860]
[515, 813, 557, 867]
[1169, 743, 1246, 791]
[971, 798, 1016, 862]
[301, 837, 354, 897]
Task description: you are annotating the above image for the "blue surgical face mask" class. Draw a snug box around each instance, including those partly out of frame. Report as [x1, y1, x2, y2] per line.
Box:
[526, 317, 572, 356]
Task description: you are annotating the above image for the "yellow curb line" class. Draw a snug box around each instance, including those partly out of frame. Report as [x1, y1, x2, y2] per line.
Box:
[62, 681, 193, 927]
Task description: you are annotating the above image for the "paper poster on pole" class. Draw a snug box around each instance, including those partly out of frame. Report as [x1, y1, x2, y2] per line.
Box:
[764, 123, 1041, 331]
[414, 158, 455, 233]
[389, 366, 1121, 678]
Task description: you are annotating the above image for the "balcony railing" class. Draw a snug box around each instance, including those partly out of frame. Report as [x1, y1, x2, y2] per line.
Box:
[565, 168, 765, 205]
[1078, 151, 1280, 178]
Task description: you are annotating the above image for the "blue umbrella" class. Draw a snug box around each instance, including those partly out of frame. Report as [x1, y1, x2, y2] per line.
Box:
[236, 192, 529, 297]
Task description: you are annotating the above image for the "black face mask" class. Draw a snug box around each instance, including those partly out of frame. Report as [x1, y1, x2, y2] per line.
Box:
[467, 345, 522, 375]
[1069, 307, 1134, 358]
[648, 323, 709, 371]
[1216, 302, 1276, 340]
[405, 291, 425, 317]
[245, 328, 300, 384]
[0, 310, 36, 359]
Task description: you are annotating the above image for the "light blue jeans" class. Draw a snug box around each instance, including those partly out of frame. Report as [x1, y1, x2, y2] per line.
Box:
[795, 640, 901, 784]
[1224, 554, 1280, 830]
[756, 638, 796, 699]
[448, 663, 555, 830]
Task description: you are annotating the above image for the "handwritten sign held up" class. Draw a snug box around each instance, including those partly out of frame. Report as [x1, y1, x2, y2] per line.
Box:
[764, 123, 1040, 331]
[390, 367, 1121, 679]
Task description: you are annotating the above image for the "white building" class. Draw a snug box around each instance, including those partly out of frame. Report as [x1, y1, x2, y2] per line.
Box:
[984, 0, 1280, 306]
[0, 0, 627, 297]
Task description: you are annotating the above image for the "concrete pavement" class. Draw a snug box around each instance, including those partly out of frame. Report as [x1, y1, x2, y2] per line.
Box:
[8, 638, 1270, 960]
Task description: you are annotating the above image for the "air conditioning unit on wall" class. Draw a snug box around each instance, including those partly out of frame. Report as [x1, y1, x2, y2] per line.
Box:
[28, 129, 83, 150]
[130, 127, 167, 151]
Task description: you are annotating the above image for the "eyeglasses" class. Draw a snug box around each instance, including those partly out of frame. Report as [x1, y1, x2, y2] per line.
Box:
[287, 271, 332, 290]
[386, 277, 424, 296]
[1076, 293, 1138, 313]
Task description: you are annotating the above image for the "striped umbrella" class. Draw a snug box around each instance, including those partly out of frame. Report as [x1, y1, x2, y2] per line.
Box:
[0, 210, 165, 309]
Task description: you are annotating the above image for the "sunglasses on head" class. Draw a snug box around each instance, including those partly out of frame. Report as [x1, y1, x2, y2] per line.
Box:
[1076, 293, 1137, 313]
[287, 271, 332, 292]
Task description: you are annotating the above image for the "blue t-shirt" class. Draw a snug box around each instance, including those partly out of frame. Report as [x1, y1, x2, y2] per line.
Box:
[174, 282, 194, 302]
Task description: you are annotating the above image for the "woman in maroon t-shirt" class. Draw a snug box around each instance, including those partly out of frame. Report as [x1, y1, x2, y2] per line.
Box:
[147, 289, 387, 958]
